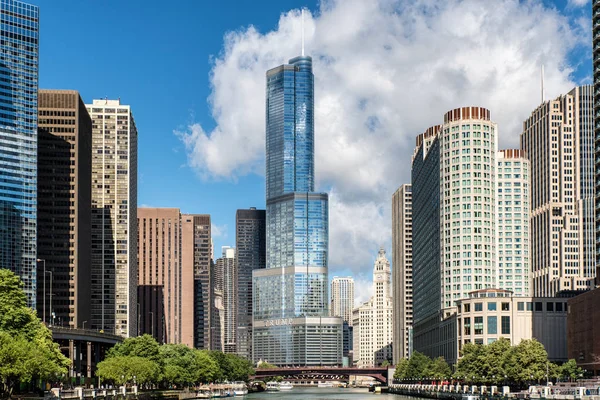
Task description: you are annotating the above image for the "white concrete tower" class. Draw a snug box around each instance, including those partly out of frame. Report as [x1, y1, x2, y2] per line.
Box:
[496, 149, 531, 296]
[330, 277, 355, 324]
[439, 107, 498, 315]
[354, 248, 393, 367]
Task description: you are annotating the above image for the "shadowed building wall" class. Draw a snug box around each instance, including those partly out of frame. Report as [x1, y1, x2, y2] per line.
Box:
[37, 89, 92, 328]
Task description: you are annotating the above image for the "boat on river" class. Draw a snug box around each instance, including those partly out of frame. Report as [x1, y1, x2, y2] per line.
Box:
[279, 381, 293, 390]
[266, 382, 280, 392]
[317, 381, 334, 388]
[232, 382, 248, 396]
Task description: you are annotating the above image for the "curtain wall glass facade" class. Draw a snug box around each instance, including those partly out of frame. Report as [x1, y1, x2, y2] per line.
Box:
[253, 55, 342, 366]
[0, 0, 38, 307]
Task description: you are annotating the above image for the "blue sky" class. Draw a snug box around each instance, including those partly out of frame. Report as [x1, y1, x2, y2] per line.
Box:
[33, 0, 319, 250]
[32, 0, 592, 301]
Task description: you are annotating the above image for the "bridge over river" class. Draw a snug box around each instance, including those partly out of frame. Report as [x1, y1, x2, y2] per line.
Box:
[253, 366, 391, 384]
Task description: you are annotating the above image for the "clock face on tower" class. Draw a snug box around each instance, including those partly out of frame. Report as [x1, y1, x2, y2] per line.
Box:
[376, 274, 383, 281]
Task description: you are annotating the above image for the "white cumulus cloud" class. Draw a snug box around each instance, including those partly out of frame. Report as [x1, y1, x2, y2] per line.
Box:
[177, 0, 587, 300]
[211, 223, 228, 239]
[568, 0, 589, 7]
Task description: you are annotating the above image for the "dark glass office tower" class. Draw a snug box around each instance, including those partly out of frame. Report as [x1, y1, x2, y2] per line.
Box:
[235, 208, 265, 360]
[253, 55, 342, 366]
[0, 0, 39, 307]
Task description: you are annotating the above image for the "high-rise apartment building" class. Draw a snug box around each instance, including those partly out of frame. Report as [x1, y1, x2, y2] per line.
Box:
[235, 208, 265, 360]
[37, 90, 92, 328]
[0, 0, 39, 307]
[411, 125, 442, 359]
[253, 54, 342, 366]
[594, 0, 600, 275]
[137, 208, 194, 347]
[330, 277, 354, 324]
[87, 99, 138, 337]
[521, 86, 595, 296]
[496, 149, 531, 296]
[353, 248, 393, 367]
[211, 256, 223, 352]
[409, 106, 563, 365]
[217, 246, 236, 353]
[412, 107, 499, 363]
[392, 183, 413, 363]
[181, 214, 212, 349]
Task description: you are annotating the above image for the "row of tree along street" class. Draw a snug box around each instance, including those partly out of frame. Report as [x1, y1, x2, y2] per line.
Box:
[0, 270, 255, 398]
[96, 335, 255, 387]
[394, 338, 584, 387]
[0, 269, 587, 398]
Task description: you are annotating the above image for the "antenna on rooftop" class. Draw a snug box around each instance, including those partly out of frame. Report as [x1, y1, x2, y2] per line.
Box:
[301, 8, 305, 56]
[541, 65, 545, 103]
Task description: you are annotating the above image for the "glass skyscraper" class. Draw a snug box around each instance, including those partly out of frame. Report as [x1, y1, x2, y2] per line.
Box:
[0, 0, 39, 307]
[253, 55, 342, 366]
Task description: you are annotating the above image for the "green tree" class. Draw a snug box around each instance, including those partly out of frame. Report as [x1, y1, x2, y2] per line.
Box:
[107, 335, 161, 364]
[96, 356, 160, 386]
[455, 342, 485, 383]
[405, 352, 431, 380]
[560, 359, 583, 381]
[224, 354, 255, 382]
[427, 356, 452, 380]
[0, 269, 43, 340]
[159, 344, 199, 387]
[195, 351, 219, 384]
[207, 351, 227, 382]
[505, 339, 548, 384]
[394, 358, 409, 380]
[480, 338, 512, 383]
[0, 270, 70, 398]
[208, 352, 254, 382]
[257, 361, 277, 369]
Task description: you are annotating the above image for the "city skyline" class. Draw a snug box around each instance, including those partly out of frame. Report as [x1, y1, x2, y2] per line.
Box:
[24, 0, 594, 302]
[0, 0, 597, 381]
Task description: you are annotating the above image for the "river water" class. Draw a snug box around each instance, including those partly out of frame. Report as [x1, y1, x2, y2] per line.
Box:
[246, 387, 411, 399]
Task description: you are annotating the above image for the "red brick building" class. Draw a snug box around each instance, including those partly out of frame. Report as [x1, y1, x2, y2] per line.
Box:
[567, 288, 600, 375]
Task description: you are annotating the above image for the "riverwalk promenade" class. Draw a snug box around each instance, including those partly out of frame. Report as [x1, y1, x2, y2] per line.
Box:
[388, 383, 600, 400]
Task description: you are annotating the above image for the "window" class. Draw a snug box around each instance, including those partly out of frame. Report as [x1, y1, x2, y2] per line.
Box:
[475, 302, 483, 312]
[474, 317, 483, 335]
[488, 302, 497, 311]
[487, 316, 497, 334]
[517, 302, 524, 311]
[487, 338, 497, 345]
[547, 302, 554, 312]
[475, 338, 484, 345]
[535, 302, 543, 311]
[464, 317, 471, 335]
[556, 302, 563, 312]
[527, 302, 533, 311]
[501, 316, 510, 334]
[464, 303, 471, 313]
[501, 302, 510, 311]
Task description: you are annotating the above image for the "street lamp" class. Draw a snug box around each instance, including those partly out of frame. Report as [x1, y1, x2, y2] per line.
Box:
[36, 259, 45, 323]
[47, 270, 53, 326]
